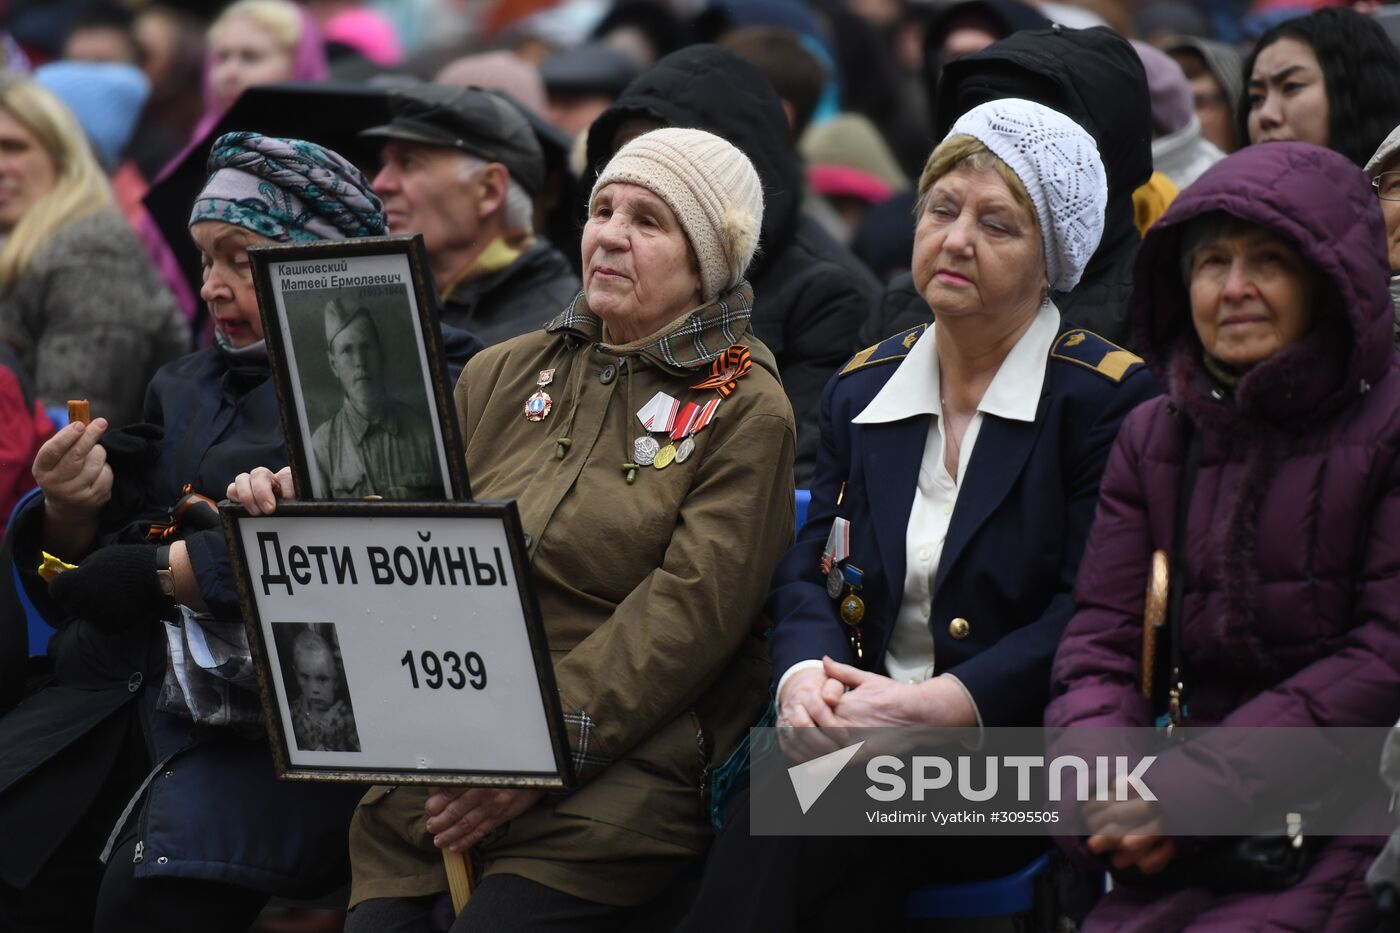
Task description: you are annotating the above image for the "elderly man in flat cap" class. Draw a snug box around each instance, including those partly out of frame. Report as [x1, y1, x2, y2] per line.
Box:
[363, 85, 579, 346]
[312, 299, 440, 499]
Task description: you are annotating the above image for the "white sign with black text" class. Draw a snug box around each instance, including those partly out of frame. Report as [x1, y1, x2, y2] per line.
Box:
[224, 502, 571, 788]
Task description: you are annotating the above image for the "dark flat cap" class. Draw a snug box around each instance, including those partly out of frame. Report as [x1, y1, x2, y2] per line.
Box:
[538, 41, 638, 96]
[361, 84, 545, 197]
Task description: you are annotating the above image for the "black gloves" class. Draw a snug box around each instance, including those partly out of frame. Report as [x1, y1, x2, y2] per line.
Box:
[49, 544, 169, 631]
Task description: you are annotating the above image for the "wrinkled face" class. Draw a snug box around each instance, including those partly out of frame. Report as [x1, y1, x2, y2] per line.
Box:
[582, 182, 702, 343]
[294, 644, 336, 711]
[1247, 37, 1330, 150]
[209, 15, 295, 112]
[0, 107, 56, 233]
[372, 140, 481, 267]
[1376, 160, 1400, 272]
[1189, 226, 1318, 369]
[911, 166, 1046, 323]
[192, 221, 270, 348]
[327, 315, 384, 406]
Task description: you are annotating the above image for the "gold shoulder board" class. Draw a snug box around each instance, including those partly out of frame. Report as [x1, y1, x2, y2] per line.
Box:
[1050, 329, 1143, 383]
[839, 324, 929, 377]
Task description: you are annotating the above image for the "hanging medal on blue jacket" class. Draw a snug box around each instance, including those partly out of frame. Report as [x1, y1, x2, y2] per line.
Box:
[821, 517, 851, 597]
[840, 565, 866, 660]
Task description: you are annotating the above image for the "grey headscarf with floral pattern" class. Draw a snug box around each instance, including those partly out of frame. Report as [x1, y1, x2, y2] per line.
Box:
[188, 131, 386, 241]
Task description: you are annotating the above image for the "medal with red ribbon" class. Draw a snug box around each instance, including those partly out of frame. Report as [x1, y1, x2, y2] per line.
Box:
[668, 398, 721, 464]
[690, 345, 752, 397]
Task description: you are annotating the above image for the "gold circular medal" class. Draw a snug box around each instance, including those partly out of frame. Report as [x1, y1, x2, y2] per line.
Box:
[839, 593, 865, 627]
[653, 442, 677, 469]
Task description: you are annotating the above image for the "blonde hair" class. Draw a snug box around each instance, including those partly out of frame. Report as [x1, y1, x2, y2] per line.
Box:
[209, 0, 302, 48]
[915, 135, 1034, 220]
[0, 75, 112, 288]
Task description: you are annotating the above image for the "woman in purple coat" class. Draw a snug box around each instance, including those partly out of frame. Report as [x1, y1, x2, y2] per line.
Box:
[1046, 141, 1400, 930]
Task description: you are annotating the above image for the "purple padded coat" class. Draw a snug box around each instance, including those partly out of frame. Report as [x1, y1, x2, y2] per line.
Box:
[1046, 143, 1400, 931]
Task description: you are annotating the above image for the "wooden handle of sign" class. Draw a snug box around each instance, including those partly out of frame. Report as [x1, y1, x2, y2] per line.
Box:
[444, 848, 474, 914]
[67, 399, 90, 424]
[1141, 549, 1169, 700]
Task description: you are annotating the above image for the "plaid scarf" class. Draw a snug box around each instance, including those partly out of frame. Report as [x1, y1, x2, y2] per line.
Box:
[546, 280, 754, 371]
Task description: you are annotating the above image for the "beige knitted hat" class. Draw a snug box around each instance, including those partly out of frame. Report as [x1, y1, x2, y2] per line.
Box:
[590, 127, 764, 302]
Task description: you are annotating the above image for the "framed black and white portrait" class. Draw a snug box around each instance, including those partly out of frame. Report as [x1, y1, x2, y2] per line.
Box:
[271, 621, 362, 753]
[223, 500, 573, 788]
[250, 235, 469, 501]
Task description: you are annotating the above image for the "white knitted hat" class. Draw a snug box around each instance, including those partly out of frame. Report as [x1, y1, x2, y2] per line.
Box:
[590, 127, 764, 302]
[946, 99, 1107, 292]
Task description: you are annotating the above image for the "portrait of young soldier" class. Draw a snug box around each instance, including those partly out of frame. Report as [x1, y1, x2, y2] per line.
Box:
[310, 298, 441, 499]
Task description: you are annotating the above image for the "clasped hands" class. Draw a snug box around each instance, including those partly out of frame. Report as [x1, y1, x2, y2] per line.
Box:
[1081, 784, 1175, 876]
[776, 656, 976, 763]
[779, 658, 1174, 875]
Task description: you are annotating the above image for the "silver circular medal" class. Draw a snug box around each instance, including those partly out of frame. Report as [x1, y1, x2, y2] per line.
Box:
[633, 435, 660, 466]
[674, 436, 696, 463]
[825, 564, 846, 599]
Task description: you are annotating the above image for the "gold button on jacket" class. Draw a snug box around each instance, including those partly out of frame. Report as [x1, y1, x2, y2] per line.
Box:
[949, 617, 971, 639]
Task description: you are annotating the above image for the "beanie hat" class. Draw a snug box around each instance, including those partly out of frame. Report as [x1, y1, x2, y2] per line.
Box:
[35, 61, 148, 170]
[945, 98, 1107, 291]
[1132, 40, 1194, 136]
[590, 127, 764, 302]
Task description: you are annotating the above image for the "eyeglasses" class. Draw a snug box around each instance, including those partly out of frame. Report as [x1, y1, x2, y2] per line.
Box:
[1374, 172, 1400, 201]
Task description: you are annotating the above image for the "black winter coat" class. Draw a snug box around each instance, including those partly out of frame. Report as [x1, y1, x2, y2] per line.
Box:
[863, 27, 1153, 349]
[439, 238, 580, 347]
[584, 44, 880, 485]
[0, 327, 480, 894]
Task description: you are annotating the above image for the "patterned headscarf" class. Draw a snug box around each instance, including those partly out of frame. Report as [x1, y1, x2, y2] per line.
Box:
[189, 131, 386, 242]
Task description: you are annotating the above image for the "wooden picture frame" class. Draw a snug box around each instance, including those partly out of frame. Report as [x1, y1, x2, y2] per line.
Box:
[222, 499, 572, 788]
[250, 235, 470, 501]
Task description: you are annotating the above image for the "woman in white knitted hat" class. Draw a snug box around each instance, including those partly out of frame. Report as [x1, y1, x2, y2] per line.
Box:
[676, 97, 1161, 930]
[234, 126, 797, 929]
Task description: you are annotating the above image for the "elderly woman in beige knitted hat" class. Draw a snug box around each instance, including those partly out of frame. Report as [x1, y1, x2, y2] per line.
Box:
[229, 127, 797, 930]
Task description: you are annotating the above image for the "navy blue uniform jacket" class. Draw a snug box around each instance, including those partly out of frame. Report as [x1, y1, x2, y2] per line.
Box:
[768, 323, 1159, 726]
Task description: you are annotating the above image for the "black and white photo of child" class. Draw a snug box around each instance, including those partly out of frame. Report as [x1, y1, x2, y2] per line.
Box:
[272, 622, 361, 752]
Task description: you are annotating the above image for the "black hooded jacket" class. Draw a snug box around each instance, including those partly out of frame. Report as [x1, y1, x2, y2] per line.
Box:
[921, 0, 1051, 97]
[865, 26, 1152, 349]
[441, 238, 581, 347]
[584, 44, 880, 485]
